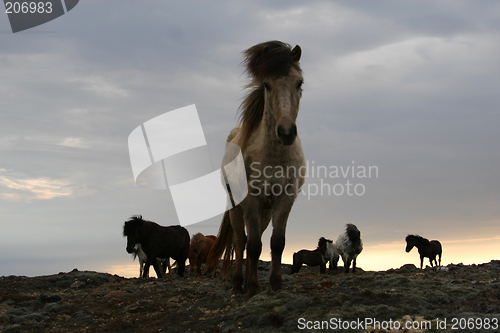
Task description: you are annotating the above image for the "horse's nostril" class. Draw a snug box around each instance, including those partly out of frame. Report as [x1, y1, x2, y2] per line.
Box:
[277, 125, 284, 138]
[276, 124, 297, 145]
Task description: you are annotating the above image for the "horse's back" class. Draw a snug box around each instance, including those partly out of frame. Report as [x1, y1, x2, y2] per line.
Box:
[205, 235, 217, 253]
[148, 223, 190, 260]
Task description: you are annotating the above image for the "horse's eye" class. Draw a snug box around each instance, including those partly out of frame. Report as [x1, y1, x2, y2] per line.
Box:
[263, 82, 271, 91]
[296, 80, 303, 90]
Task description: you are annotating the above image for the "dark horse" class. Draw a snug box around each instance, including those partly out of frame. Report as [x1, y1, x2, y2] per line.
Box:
[290, 238, 328, 274]
[405, 234, 442, 269]
[123, 215, 190, 277]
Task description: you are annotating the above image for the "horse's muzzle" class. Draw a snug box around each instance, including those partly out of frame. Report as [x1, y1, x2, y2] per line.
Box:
[126, 246, 134, 254]
[276, 124, 297, 146]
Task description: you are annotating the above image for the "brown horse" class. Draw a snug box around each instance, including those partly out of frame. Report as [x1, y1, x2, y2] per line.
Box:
[188, 233, 217, 277]
[290, 237, 329, 274]
[205, 41, 305, 299]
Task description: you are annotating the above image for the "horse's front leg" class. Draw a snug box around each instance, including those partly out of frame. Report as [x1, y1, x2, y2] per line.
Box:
[196, 256, 203, 278]
[143, 262, 150, 278]
[244, 205, 262, 299]
[150, 259, 163, 278]
[352, 256, 357, 273]
[139, 259, 144, 277]
[270, 204, 291, 291]
[420, 256, 424, 269]
[320, 261, 326, 274]
[230, 208, 246, 294]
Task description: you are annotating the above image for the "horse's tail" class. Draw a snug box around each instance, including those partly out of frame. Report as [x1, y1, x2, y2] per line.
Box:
[205, 211, 233, 278]
[438, 241, 443, 266]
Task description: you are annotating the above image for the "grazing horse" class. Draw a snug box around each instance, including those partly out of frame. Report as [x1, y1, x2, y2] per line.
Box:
[123, 215, 190, 278]
[188, 233, 217, 278]
[132, 243, 171, 278]
[205, 41, 305, 299]
[322, 238, 339, 271]
[291, 238, 328, 274]
[335, 224, 363, 273]
[405, 235, 442, 269]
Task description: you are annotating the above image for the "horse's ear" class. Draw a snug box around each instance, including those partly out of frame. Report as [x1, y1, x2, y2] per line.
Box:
[292, 45, 301, 62]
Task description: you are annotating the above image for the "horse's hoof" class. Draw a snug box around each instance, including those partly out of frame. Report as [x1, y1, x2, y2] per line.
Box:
[271, 283, 282, 291]
[270, 276, 282, 291]
[244, 289, 259, 301]
[232, 286, 244, 294]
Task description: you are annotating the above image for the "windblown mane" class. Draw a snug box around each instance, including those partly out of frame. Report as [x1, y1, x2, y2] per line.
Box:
[406, 234, 430, 246]
[346, 224, 361, 246]
[237, 41, 302, 148]
[190, 233, 207, 253]
[123, 215, 145, 236]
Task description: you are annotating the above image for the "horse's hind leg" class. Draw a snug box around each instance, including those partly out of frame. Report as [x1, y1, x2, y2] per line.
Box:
[290, 253, 299, 274]
[177, 259, 186, 277]
[344, 259, 351, 273]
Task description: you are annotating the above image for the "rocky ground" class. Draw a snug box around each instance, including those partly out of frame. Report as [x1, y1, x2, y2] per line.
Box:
[0, 261, 499, 333]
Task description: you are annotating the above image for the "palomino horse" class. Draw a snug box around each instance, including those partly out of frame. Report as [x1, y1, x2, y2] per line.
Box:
[188, 233, 217, 277]
[123, 215, 190, 277]
[405, 234, 442, 269]
[206, 41, 305, 299]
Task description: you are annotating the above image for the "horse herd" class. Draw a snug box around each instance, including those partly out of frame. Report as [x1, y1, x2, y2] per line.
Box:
[123, 40, 442, 300]
[291, 224, 363, 274]
[123, 215, 443, 281]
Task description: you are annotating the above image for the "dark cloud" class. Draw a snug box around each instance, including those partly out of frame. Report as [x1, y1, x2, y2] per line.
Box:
[1, 0, 499, 275]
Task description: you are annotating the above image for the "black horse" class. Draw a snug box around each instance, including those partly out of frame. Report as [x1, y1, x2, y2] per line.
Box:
[405, 234, 442, 269]
[123, 215, 190, 278]
[290, 237, 328, 274]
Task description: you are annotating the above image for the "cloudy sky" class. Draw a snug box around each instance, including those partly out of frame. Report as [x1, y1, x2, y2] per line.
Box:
[1, 1, 499, 277]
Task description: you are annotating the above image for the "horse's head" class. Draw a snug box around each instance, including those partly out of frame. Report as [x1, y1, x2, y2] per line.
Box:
[123, 216, 145, 254]
[242, 41, 303, 146]
[405, 235, 414, 253]
[188, 247, 199, 272]
[318, 237, 327, 256]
